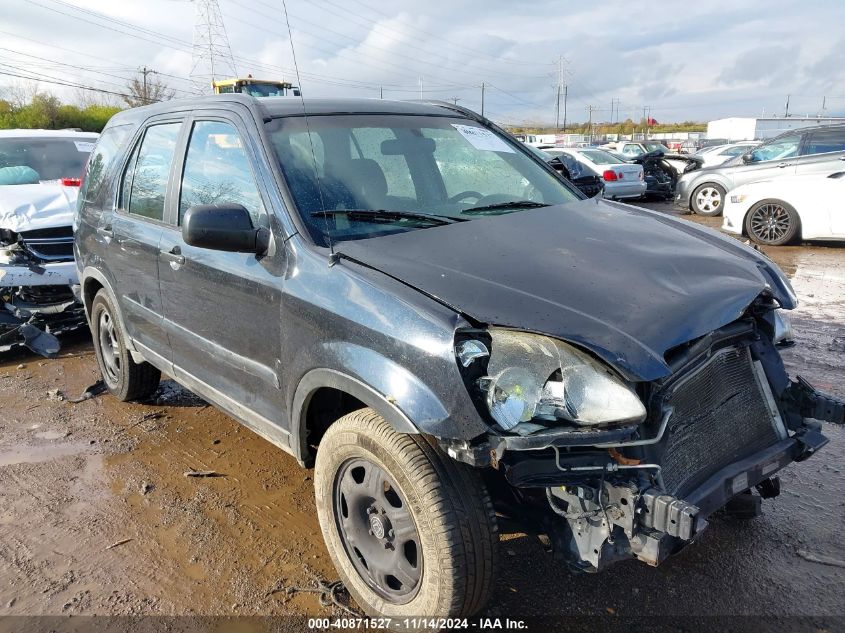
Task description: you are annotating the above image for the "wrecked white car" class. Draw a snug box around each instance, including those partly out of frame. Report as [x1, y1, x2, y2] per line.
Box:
[0, 129, 97, 356]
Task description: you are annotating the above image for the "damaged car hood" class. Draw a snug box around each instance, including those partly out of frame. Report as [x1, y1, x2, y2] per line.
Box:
[0, 184, 78, 232]
[338, 199, 796, 382]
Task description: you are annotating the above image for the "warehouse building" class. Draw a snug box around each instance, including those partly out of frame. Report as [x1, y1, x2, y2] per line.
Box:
[707, 116, 845, 141]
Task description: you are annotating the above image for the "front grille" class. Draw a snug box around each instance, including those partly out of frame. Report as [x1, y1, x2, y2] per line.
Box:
[659, 346, 782, 496]
[18, 226, 74, 261]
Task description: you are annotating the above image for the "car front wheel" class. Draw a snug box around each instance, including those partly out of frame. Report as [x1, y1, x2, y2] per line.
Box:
[744, 199, 800, 246]
[692, 183, 727, 216]
[314, 408, 497, 622]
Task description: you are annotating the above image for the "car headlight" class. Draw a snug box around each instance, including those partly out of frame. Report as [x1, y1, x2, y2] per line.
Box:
[730, 194, 747, 203]
[462, 329, 646, 431]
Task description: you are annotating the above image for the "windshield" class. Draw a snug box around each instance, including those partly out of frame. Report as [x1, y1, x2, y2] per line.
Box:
[242, 82, 294, 97]
[580, 149, 622, 165]
[643, 142, 670, 153]
[0, 136, 96, 183]
[266, 114, 580, 244]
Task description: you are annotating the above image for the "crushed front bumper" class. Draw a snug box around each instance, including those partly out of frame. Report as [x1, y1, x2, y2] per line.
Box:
[1, 262, 84, 357]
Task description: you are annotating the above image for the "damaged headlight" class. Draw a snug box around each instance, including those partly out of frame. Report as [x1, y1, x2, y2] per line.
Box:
[462, 329, 646, 432]
[773, 309, 794, 346]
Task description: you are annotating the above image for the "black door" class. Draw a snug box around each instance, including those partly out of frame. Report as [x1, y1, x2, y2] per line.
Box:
[158, 115, 286, 428]
[102, 120, 183, 357]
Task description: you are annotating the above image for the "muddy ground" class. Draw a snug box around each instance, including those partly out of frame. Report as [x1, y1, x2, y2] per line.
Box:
[1, 205, 843, 629]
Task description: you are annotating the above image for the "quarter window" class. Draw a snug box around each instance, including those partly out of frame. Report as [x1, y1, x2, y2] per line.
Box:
[122, 122, 181, 221]
[179, 121, 264, 224]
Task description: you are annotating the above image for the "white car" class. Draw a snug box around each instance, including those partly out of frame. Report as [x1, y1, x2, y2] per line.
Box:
[722, 172, 845, 245]
[0, 129, 98, 355]
[696, 142, 760, 168]
[550, 148, 646, 199]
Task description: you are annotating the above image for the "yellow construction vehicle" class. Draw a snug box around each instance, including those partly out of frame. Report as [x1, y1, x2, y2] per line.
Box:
[212, 76, 301, 97]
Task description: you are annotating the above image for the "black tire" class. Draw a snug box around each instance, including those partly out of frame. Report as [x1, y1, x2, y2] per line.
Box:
[314, 408, 497, 622]
[90, 289, 160, 401]
[691, 182, 727, 216]
[744, 199, 801, 246]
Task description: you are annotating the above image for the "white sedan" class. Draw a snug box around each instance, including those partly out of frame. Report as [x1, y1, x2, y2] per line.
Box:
[722, 172, 845, 245]
[549, 148, 646, 200]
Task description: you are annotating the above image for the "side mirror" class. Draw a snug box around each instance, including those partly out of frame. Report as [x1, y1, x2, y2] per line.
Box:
[741, 152, 753, 163]
[182, 204, 263, 253]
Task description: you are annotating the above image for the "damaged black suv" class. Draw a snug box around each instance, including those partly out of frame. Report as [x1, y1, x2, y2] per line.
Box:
[75, 95, 844, 620]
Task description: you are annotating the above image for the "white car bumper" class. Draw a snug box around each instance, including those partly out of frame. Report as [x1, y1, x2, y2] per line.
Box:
[0, 260, 79, 286]
[721, 200, 746, 236]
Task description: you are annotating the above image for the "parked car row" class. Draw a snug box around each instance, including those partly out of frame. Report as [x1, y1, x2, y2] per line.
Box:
[676, 124, 845, 244]
[0, 129, 97, 355]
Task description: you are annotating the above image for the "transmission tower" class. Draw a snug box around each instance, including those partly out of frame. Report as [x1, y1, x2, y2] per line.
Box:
[189, 0, 238, 94]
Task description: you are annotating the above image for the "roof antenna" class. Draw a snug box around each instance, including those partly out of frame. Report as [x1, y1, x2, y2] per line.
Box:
[279, 0, 336, 263]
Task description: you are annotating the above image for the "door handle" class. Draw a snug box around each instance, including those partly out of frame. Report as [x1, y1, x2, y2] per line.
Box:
[776, 162, 791, 168]
[160, 247, 185, 266]
[97, 225, 113, 238]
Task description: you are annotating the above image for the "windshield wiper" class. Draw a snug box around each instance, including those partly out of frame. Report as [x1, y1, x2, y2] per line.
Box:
[461, 200, 550, 215]
[311, 209, 464, 225]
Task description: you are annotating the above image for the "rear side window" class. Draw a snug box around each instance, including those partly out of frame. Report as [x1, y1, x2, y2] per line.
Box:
[81, 125, 130, 206]
[179, 120, 264, 224]
[120, 122, 181, 222]
[805, 129, 845, 155]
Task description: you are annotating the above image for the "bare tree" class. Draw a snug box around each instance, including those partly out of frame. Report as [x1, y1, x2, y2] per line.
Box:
[4, 80, 41, 109]
[123, 68, 174, 107]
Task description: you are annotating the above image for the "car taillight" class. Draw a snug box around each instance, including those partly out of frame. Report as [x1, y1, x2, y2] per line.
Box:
[602, 170, 618, 181]
[639, 171, 644, 181]
[61, 178, 82, 187]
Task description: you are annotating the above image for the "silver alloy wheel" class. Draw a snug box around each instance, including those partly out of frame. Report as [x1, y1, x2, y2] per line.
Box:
[749, 202, 791, 243]
[695, 186, 722, 213]
[98, 310, 121, 384]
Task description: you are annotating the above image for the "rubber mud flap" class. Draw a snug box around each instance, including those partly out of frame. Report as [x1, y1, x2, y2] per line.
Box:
[19, 323, 61, 358]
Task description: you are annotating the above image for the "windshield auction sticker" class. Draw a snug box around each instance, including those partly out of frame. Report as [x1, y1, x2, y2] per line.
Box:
[452, 124, 515, 153]
[74, 141, 95, 153]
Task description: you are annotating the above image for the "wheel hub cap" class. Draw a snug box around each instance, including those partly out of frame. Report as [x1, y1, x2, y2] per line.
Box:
[334, 458, 422, 603]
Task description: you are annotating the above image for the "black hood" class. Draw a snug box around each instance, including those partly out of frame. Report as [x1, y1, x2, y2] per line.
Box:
[338, 199, 796, 381]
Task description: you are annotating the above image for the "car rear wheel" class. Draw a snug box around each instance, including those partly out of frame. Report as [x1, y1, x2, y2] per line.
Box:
[744, 199, 800, 246]
[90, 289, 161, 401]
[314, 408, 497, 622]
[692, 183, 726, 216]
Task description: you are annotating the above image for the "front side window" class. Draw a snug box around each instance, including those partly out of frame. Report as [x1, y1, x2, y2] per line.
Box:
[122, 122, 181, 221]
[805, 129, 845, 155]
[179, 121, 264, 224]
[749, 135, 800, 162]
[265, 114, 579, 244]
[622, 144, 642, 157]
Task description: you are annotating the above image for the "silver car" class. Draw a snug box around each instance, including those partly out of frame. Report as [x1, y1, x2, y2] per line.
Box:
[552, 148, 646, 200]
[676, 125, 845, 216]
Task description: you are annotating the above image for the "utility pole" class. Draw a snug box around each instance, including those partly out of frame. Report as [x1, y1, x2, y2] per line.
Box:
[451, 96, 461, 105]
[587, 105, 594, 143]
[140, 66, 152, 104]
[555, 55, 566, 133]
[418, 77, 423, 100]
[784, 94, 790, 118]
[820, 95, 826, 117]
[481, 82, 485, 117]
[380, 85, 383, 99]
[610, 98, 619, 124]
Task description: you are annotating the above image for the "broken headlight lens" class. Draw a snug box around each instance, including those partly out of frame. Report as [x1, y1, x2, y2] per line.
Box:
[773, 309, 794, 346]
[476, 329, 646, 431]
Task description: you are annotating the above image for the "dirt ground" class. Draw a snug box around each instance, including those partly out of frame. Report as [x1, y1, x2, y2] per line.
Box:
[1, 207, 843, 627]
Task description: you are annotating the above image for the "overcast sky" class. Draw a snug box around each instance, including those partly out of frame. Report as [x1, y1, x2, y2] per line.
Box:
[2, 0, 844, 125]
